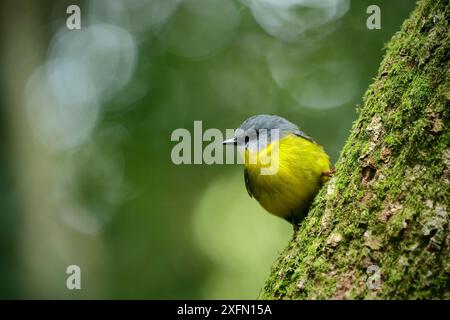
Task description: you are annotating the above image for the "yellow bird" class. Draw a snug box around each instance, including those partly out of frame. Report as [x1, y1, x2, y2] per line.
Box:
[223, 114, 332, 229]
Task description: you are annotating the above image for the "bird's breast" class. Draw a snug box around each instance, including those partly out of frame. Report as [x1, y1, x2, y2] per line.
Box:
[244, 134, 330, 219]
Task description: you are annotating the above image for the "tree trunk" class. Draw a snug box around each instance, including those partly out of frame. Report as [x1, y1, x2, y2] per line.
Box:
[260, 0, 449, 299]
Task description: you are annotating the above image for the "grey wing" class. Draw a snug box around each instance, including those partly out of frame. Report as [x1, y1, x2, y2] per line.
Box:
[293, 129, 315, 143]
[244, 169, 253, 198]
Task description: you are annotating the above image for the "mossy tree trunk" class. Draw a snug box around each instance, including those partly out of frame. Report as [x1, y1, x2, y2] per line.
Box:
[260, 0, 449, 299]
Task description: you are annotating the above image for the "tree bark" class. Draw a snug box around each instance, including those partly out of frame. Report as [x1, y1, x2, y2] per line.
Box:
[260, 0, 449, 299]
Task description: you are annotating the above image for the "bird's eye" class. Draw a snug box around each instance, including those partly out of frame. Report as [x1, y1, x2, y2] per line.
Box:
[244, 136, 250, 145]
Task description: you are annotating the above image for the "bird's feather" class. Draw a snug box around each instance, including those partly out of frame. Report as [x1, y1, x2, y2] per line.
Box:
[244, 168, 253, 198]
[293, 129, 315, 143]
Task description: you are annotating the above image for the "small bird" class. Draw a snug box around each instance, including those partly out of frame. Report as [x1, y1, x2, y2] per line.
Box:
[223, 114, 332, 230]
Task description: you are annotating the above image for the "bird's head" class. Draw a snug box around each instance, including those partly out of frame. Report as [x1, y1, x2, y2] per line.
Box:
[222, 114, 311, 153]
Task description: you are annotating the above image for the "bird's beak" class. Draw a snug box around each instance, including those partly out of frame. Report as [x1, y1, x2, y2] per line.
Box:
[222, 137, 237, 145]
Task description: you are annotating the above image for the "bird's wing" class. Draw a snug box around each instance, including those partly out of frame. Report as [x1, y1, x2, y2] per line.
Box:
[244, 169, 253, 198]
[293, 129, 315, 143]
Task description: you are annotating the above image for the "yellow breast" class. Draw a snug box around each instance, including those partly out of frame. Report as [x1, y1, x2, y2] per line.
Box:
[244, 134, 330, 221]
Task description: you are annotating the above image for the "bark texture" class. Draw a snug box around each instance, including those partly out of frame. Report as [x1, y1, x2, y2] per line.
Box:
[260, 0, 450, 299]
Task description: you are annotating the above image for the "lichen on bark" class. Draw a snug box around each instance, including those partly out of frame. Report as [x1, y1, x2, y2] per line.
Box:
[260, 0, 450, 299]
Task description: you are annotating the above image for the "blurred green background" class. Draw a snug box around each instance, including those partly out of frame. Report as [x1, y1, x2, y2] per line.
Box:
[0, 0, 415, 299]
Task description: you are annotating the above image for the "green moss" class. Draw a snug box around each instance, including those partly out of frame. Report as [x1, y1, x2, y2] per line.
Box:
[260, 0, 450, 299]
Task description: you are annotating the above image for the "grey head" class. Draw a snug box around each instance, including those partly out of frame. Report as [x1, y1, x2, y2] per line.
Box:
[222, 114, 313, 150]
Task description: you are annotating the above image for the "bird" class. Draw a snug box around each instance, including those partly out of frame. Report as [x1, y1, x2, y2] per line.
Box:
[222, 114, 332, 230]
